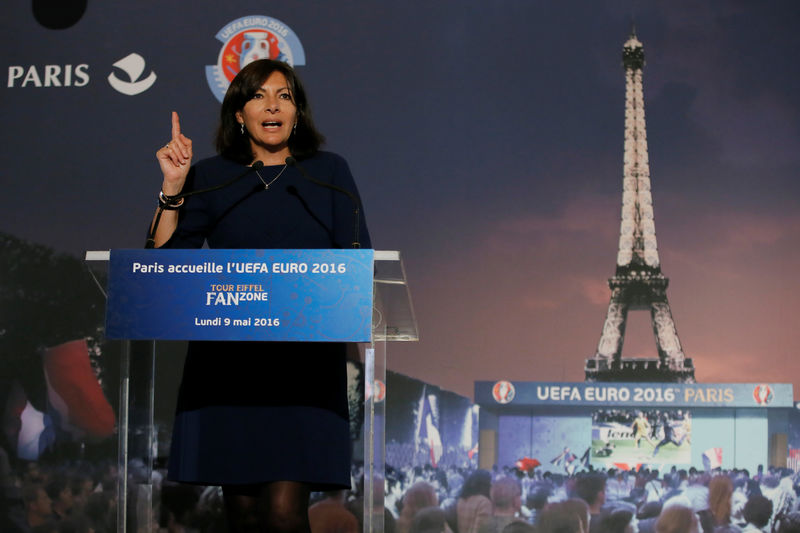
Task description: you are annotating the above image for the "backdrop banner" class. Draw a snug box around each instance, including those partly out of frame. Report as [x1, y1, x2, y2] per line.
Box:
[476, 381, 793, 408]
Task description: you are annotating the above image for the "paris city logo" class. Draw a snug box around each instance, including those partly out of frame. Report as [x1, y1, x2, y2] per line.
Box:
[205, 15, 306, 102]
[753, 384, 774, 405]
[492, 381, 516, 404]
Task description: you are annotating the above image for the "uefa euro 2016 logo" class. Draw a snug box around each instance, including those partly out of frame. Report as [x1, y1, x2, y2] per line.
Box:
[366, 380, 386, 403]
[492, 381, 516, 404]
[753, 384, 773, 405]
[206, 15, 306, 102]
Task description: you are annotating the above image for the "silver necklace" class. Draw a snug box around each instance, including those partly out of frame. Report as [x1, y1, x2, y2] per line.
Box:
[255, 164, 288, 190]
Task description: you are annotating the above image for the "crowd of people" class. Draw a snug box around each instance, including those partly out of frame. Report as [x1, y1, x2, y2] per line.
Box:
[0, 451, 118, 533]
[5, 443, 800, 533]
[376, 463, 800, 533]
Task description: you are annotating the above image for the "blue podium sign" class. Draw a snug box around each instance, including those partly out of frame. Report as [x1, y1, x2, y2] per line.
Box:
[106, 249, 374, 342]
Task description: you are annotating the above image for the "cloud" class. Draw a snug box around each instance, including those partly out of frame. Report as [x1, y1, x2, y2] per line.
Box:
[521, 296, 560, 311]
[650, 5, 800, 169]
[576, 277, 611, 306]
[661, 207, 800, 269]
[486, 193, 619, 260]
[497, 193, 618, 236]
[695, 348, 797, 387]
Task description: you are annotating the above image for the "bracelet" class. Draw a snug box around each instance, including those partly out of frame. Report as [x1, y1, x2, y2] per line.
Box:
[158, 190, 185, 210]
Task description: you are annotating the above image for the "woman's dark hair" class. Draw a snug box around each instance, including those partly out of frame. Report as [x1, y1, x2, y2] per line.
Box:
[598, 508, 634, 533]
[573, 473, 607, 506]
[215, 59, 324, 163]
[459, 469, 492, 500]
[743, 495, 773, 529]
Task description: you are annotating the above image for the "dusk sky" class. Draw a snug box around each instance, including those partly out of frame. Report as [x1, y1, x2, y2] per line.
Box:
[2, 2, 798, 400]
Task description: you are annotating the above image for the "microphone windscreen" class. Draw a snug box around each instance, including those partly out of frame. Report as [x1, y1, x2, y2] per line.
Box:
[252, 160, 264, 169]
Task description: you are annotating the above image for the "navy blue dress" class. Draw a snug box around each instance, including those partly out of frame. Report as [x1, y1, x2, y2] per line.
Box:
[163, 151, 371, 489]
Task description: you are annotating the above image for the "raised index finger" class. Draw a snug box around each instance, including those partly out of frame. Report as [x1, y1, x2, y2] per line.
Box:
[171, 111, 181, 139]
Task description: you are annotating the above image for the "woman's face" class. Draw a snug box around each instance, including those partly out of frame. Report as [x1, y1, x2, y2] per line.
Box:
[236, 70, 297, 161]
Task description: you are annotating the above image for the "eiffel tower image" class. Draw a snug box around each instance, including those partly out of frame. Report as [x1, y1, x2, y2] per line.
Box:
[585, 29, 695, 383]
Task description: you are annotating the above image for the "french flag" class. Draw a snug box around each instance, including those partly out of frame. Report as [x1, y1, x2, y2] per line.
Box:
[2, 381, 55, 461]
[2, 339, 114, 460]
[42, 339, 115, 439]
[703, 447, 723, 470]
[418, 391, 443, 467]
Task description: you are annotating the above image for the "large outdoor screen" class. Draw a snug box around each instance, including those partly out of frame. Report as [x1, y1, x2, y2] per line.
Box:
[591, 408, 692, 469]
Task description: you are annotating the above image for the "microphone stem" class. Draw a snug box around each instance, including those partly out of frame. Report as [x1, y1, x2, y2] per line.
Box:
[145, 161, 264, 248]
[286, 157, 362, 249]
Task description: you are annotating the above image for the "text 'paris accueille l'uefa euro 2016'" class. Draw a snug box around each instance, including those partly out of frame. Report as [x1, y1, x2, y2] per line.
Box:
[131, 261, 348, 275]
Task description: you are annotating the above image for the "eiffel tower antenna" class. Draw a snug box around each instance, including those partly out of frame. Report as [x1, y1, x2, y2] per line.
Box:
[585, 30, 695, 383]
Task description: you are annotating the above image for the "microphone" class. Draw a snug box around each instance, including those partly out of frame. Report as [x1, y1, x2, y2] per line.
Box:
[167, 160, 264, 202]
[285, 157, 361, 248]
[145, 161, 264, 248]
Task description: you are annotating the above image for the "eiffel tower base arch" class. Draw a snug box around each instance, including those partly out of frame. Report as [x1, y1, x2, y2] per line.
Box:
[585, 356, 695, 383]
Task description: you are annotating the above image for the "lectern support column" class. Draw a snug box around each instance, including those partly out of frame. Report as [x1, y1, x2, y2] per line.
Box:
[363, 338, 387, 533]
[364, 251, 419, 533]
[117, 340, 156, 533]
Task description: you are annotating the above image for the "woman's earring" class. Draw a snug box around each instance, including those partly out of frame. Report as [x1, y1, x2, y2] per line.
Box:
[240, 123, 245, 135]
[293, 122, 297, 135]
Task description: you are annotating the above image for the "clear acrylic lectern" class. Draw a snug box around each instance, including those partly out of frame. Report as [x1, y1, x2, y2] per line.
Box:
[86, 249, 417, 533]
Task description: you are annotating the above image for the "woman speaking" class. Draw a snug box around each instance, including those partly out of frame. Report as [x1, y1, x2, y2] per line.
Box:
[150, 59, 371, 533]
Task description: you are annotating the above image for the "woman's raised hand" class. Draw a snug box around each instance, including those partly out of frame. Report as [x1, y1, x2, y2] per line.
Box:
[156, 111, 193, 195]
